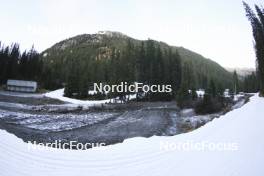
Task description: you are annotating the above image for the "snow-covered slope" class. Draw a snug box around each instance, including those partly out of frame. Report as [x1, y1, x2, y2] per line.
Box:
[0, 94, 263, 176]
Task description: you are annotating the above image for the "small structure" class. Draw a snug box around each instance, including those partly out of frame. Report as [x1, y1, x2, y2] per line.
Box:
[7, 79, 37, 93]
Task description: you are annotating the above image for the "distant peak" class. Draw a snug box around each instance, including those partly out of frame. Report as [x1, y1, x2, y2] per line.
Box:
[97, 31, 128, 38]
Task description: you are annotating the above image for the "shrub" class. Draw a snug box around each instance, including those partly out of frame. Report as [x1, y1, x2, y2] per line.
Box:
[195, 94, 225, 114]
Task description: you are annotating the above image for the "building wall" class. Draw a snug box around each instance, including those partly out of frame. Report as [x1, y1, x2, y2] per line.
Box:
[6, 80, 37, 93]
[7, 86, 36, 92]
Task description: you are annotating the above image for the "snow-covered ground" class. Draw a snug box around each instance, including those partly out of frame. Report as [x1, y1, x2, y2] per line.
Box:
[0, 109, 118, 131]
[45, 88, 112, 105]
[45, 88, 136, 106]
[0, 94, 263, 176]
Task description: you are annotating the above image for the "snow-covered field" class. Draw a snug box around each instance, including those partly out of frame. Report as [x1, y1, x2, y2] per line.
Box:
[0, 94, 263, 176]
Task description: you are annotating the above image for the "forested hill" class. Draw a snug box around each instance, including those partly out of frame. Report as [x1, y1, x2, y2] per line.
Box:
[41, 31, 233, 93]
[176, 47, 233, 89]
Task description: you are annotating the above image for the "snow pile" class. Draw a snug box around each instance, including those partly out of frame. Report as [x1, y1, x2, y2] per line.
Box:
[196, 89, 205, 97]
[0, 94, 264, 176]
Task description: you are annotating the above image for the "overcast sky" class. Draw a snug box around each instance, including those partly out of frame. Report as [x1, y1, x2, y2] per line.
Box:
[0, 0, 262, 68]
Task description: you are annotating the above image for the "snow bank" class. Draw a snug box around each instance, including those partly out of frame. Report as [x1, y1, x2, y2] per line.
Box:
[0, 94, 264, 176]
[45, 88, 136, 106]
[45, 88, 111, 106]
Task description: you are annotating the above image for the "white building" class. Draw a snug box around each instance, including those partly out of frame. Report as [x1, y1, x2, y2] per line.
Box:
[7, 80, 37, 93]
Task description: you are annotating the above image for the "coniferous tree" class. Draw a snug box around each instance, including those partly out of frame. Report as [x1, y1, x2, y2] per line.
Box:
[145, 40, 156, 85]
[233, 70, 239, 95]
[243, 2, 264, 95]
[0, 41, 43, 85]
[169, 51, 182, 96]
[137, 42, 146, 83]
[243, 72, 259, 93]
[64, 59, 80, 97]
[208, 79, 217, 98]
[181, 62, 195, 90]
[191, 88, 198, 100]
[7, 44, 20, 79]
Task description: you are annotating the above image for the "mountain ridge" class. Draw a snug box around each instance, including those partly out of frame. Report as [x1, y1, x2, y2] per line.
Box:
[41, 31, 233, 90]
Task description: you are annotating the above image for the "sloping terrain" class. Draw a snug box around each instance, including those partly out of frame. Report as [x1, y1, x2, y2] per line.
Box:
[41, 31, 233, 89]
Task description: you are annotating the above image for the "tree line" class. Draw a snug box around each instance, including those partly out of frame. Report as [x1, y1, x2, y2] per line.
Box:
[0, 38, 260, 103]
[0, 42, 43, 85]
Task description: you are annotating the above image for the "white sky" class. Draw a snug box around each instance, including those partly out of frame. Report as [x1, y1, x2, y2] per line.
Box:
[0, 0, 262, 68]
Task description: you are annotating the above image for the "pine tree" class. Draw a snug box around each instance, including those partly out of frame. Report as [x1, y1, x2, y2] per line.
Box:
[208, 79, 217, 98]
[64, 58, 80, 98]
[145, 40, 156, 85]
[191, 88, 198, 100]
[233, 70, 239, 95]
[243, 2, 264, 95]
[181, 62, 195, 90]
[243, 72, 259, 93]
[137, 42, 147, 83]
[7, 44, 20, 79]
